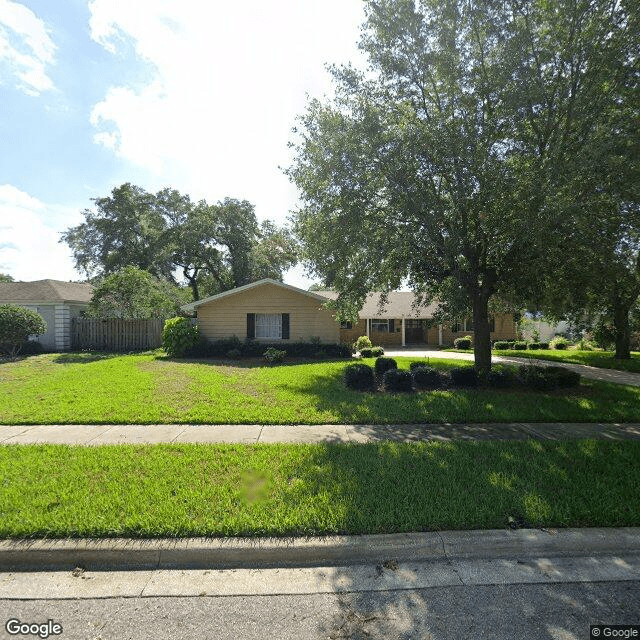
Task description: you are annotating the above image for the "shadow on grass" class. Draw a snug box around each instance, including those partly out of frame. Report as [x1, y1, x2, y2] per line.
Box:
[155, 354, 354, 369]
[272, 365, 640, 424]
[305, 439, 640, 639]
[51, 352, 130, 364]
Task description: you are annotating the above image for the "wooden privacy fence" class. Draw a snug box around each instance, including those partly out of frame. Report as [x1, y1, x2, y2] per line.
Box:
[72, 318, 164, 351]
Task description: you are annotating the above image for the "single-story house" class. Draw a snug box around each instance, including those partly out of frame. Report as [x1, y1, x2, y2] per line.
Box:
[0, 279, 93, 351]
[182, 279, 518, 346]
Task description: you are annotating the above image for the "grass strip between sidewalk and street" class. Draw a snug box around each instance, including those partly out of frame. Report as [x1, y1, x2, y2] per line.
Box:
[1, 440, 638, 538]
[2, 352, 640, 424]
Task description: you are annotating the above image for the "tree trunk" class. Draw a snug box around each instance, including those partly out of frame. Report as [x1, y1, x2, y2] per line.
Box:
[472, 290, 492, 377]
[613, 300, 631, 360]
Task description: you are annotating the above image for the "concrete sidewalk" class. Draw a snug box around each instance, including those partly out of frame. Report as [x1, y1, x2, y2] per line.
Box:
[385, 348, 640, 387]
[1, 422, 640, 444]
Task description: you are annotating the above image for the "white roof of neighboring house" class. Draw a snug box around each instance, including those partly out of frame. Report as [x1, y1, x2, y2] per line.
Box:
[181, 278, 330, 312]
[0, 279, 93, 304]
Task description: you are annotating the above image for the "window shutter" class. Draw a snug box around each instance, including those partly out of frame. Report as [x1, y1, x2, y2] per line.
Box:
[247, 313, 255, 339]
[389, 319, 395, 333]
[281, 313, 290, 339]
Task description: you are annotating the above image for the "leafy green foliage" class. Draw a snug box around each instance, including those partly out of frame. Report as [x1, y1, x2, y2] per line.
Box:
[370, 347, 384, 357]
[450, 367, 478, 388]
[518, 365, 581, 391]
[287, 0, 637, 375]
[354, 336, 372, 351]
[162, 317, 199, 357]
[453, 336, 472, 349]
[374, 356, 397, 377]
[551, 337, 569, 350]
[382, 369, 413, 392]
[344, 363, 375, 391]
[87, 266, 189, 319]
[0, 274, 13, 282]
[263, 347, 286, 364]
[62, 184, 297, 301]
[411, 366, 446, 390]
[493, 341, 514, 350]
[0, 305, 46, 358]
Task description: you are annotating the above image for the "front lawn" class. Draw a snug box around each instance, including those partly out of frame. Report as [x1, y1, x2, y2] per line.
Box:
[493, 349, 640, 373]
[1, 351, 640, 424]
[1, 440, 638, 538]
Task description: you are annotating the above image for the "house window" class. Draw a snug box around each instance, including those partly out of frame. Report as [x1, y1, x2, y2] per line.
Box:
[371, 319, 389, 332]
[340, 321, 353, 330]
[255, 313, 282, 339]
[451, 320, 462, 333]
[489, 316, 495, 332]
[465, 317, 474, 331]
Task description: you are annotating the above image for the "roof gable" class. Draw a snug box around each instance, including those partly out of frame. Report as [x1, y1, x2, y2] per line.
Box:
[182, 279, 330, 311]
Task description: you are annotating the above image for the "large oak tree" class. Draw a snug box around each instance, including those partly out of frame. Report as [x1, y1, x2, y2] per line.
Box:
[287, 0, 637, 373]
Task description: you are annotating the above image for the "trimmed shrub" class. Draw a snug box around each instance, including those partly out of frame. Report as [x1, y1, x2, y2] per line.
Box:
[185, 338, 351, 359]
[518, 364, 580, 390]
[527, 342, 541, 350]
[383, 369, 414, 392]
[518, 365, 555, 391]
[551, 337, 569, 350]
[354, 336, 373, 352]
[375, 356, 398, 377]
[226, 348, 241, 359]
[370, 346, 384, 357]
[493, 341, 512, 350]
[544, 366, 582, 388]
[263, 347, 286, 364]
[344, 363, 376, 391]
[450, 367, 478, 387]
[412, 366, 446, 390]
[486, 366, 518, 389]
[162, 317, 200, 357]
[454, 336, 472, 349]
[20, 340, 45, 355]
[0, 304, 47, 359]
[513, 341, 528, 350]
[410, 360, 430, 371]
[360, 347, 374, 358]
[538, 342, 550, 350]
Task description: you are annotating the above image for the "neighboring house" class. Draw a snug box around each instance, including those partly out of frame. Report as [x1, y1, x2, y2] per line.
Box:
[182, 279, 518, 346]
[0, 280, 93, 351]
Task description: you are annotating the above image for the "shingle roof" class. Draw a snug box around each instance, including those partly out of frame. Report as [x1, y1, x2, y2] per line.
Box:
[0, 279, 93, 304]
[315, 290, 440, 319]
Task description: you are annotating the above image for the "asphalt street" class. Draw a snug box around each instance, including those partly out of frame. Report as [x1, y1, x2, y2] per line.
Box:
[2, 579, 639, 639]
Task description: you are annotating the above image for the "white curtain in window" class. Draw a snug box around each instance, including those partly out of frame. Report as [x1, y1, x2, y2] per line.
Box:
[255, 314, 282, 339]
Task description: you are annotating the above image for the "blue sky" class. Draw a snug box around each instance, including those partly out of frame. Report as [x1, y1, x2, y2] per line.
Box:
[0, 0, 366, 287]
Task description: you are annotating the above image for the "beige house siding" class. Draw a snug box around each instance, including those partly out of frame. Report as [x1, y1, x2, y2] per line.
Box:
[196, 282, 340, 343]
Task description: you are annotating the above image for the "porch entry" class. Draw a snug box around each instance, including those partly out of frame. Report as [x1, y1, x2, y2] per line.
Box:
[405, 319, 428, 344]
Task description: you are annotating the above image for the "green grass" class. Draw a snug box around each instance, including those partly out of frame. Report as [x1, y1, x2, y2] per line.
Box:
[1, 351, 640, 424]
[1, 440, 638, 538]
[446, 347, 640, 373]
[492, 349, 640, 373]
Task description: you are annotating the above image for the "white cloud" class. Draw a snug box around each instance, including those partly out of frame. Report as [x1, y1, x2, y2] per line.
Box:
[88, 0, 366, 221]
[0, 0, 56, 95]
[0, 185, 82, 281]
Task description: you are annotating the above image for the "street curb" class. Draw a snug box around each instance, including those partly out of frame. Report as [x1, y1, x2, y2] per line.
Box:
[2, 528, 639, 572]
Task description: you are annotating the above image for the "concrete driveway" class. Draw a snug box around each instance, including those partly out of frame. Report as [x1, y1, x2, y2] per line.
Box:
[384, 348, 640, 387]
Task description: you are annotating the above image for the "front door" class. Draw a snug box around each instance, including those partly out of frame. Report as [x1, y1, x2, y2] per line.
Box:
[405, 319, 426, 344]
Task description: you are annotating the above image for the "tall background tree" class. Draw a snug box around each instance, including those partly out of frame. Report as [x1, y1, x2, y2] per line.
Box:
[0, 274, 14, 283]
[287, 0, 637, 373]
[61, 184, 298, 301]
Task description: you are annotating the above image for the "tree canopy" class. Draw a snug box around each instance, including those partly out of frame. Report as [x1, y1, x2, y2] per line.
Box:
[287, 0, 638, 372]
[61, 184, 298, 301]
[0, 304, 46, 359]
[86, 266, 191, 319]
[0, 274, 14, 283]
